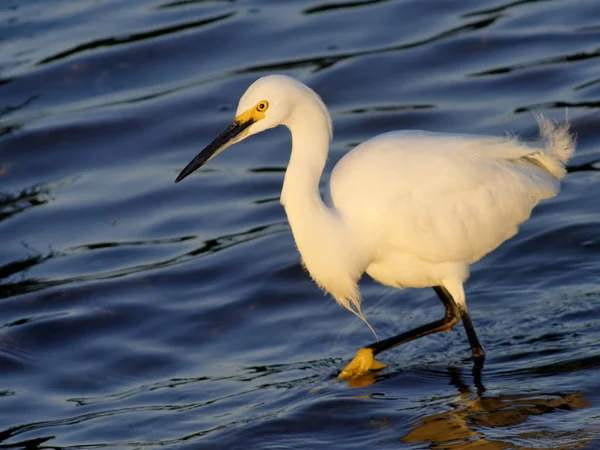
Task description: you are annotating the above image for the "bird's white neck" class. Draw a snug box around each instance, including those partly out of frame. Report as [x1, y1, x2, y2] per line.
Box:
[281, 101, 329, 210]
[280, 100, 363, 309]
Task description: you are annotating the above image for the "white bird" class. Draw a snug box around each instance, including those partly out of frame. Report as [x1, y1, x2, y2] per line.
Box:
[175, 75, 575, 379]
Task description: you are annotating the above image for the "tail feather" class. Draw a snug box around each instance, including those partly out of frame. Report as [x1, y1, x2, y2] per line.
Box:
[530, 114, 576, 179]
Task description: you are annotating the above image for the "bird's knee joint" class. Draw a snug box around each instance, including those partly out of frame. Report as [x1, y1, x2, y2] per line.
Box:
[440, 315, 459, 333]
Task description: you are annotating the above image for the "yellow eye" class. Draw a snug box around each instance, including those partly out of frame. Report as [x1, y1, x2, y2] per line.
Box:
[256, 101, 269, 112]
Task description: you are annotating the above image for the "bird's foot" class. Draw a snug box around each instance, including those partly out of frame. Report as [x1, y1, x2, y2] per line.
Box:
[337, 348, 386, 380]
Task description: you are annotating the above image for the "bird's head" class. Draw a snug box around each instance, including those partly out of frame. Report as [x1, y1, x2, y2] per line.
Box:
[175, 75, 316, 183]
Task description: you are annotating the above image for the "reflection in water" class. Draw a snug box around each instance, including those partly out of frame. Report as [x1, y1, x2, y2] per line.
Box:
[402, 391, 590, 449]
[401, 369, 592, 449]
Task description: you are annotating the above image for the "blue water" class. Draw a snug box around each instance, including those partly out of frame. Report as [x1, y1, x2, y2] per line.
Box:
[1, 0, 600, 448]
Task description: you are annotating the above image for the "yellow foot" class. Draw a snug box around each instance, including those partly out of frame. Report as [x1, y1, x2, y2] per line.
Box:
[337, 348, 387, 380]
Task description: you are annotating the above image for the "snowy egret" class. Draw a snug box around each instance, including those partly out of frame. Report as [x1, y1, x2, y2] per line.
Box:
[175, 75, 575, 379]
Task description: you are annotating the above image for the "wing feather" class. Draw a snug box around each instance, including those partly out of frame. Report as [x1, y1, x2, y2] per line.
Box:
[329, 130, 562, 264]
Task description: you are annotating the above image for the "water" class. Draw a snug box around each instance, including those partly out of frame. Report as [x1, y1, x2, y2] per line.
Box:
[1, 0, 600, 448]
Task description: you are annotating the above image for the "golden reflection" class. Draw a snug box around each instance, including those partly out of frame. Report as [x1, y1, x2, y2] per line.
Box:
[399, 368, 592, 449]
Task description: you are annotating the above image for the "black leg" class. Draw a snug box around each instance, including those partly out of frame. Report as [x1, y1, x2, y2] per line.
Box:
[436, 285, 486, 361]
[338, 285, 486, 379]
[367, 286, 460, 356]
[460, 307, 485, 360]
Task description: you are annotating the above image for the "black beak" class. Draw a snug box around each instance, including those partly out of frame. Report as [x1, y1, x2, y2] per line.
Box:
[175, 118, 254, 183]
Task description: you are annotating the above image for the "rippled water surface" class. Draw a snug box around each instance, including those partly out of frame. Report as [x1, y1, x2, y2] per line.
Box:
[2, 0, 600, 448]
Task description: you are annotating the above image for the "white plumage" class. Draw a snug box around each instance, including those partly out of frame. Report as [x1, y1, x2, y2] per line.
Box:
[176, 75, 575, 378]
[329, 121, 573, 301]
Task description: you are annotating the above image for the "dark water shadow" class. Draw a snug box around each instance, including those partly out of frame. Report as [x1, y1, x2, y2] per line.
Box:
[463, 0, 555, 18]
[470, 49, 600, 78]
[38, 12, 235, 66]
[0, 96, 38, 119]
[0, 363, 327, 448]
[236, 15, 500, 74]
[303, 0, 392, 15]
[515, 100, 600, 113]
[158, 0, 237, 9]
[0, 185, 53, 222]
[342, 104, 435, 115]
[567, 158, 600, 173]
[0, 222, 287, 300]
